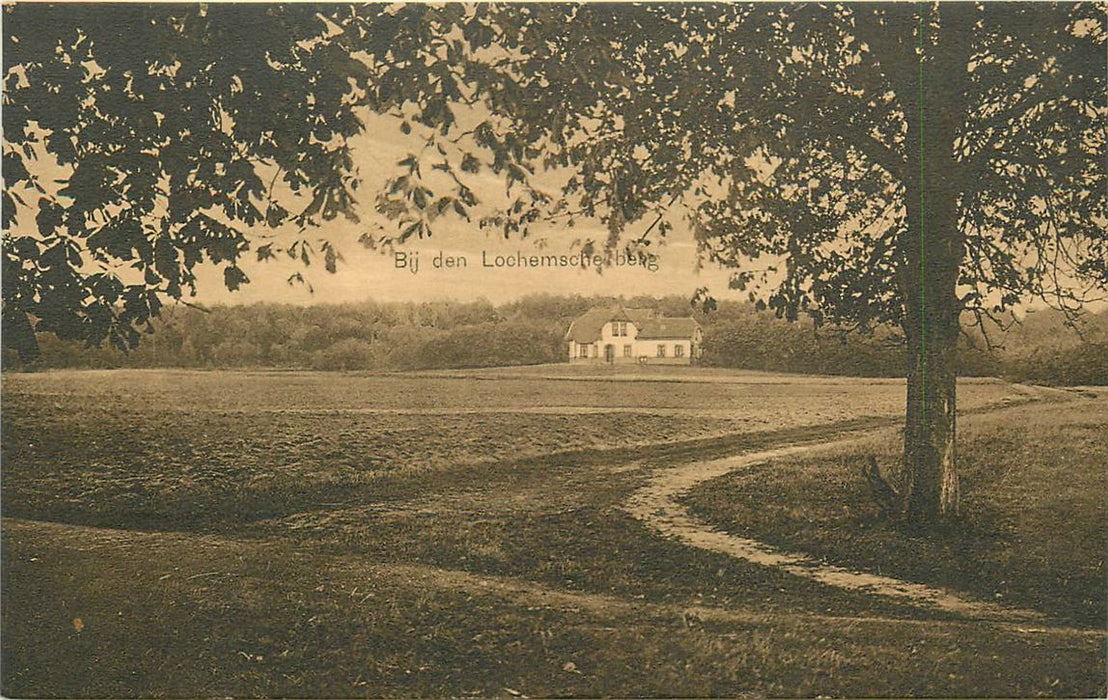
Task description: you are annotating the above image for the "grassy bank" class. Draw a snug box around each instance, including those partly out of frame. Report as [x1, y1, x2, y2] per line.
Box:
[684, 394, 1108, 628]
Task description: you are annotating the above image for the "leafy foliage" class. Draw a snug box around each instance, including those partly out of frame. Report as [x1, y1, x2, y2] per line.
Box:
[351, 4, 1106, 331]
[3, 4, 369, 355]
[5, 4, 1103, 361]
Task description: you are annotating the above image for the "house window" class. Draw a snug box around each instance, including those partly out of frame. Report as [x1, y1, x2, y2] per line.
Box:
[657, 344, 666, 358]
[623, 344, 632, 357]
[579, 343, 589, 358]
[674, 344, 684, 357]
[612, 322, 621, 337]
[612, 321, 627, 337]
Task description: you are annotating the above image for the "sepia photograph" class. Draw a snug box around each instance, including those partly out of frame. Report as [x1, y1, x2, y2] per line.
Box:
[2, 2, 1106, 697]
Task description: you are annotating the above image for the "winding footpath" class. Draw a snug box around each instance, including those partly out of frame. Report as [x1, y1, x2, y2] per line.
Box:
[623, 424, 1059, 627]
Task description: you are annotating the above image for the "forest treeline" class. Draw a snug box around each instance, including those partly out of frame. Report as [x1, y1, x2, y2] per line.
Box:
[5, 294, 1106, 385]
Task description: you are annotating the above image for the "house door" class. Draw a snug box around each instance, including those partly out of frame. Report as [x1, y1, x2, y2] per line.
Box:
[604, 344, 614, 363]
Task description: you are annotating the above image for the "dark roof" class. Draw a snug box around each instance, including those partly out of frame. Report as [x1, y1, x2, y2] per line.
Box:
[564, 305, 699, 342]
[564, 306, 618, 342]
[623, 308, 655, 326]
[636, 317, 701, 339]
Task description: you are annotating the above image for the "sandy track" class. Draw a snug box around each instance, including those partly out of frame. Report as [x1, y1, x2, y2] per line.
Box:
[623, 423, 1077, 629]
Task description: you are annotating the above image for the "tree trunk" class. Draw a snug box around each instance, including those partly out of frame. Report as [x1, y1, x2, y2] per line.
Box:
[901, 304, 960, 523]
[900, 150, 963, 523]
[901, 115, 963, 523]
[896, 5, 971, 525]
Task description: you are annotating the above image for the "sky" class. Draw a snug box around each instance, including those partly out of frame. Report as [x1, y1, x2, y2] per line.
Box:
[189, 112, 743, 307]
[192, 225, 736, 307]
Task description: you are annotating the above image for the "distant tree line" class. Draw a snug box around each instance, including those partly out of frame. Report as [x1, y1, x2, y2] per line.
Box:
[699, 303, 1108, 385]
[4, 294, 1105, 385]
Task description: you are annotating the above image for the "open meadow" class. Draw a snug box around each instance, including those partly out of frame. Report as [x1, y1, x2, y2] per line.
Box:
[2, 368, 1104, 697]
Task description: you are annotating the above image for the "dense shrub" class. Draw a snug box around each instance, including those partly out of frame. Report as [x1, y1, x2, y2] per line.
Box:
[1003, 342, 1108, 386]
[310, 338, 377, 371]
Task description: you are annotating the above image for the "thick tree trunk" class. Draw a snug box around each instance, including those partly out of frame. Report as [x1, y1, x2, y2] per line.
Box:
[901, 304, 960, 522]
[900, 153, 963, 523]
[895, 5, 972, 525]
[901, 119, 963, 523]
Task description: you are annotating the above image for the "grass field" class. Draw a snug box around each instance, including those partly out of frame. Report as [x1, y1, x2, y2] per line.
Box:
[2, 368, 1103, 697]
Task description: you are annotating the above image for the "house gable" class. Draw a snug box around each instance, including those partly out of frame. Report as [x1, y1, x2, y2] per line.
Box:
[566, 305, 702, 364]
[564, 306, 618, 343]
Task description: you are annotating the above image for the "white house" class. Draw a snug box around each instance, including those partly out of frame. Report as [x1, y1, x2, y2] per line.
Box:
[565, 305, 703, 365]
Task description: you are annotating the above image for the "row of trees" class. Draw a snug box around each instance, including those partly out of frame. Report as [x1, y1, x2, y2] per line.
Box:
[10, 295, 1105, 385]
[702, 303, 1108, 384]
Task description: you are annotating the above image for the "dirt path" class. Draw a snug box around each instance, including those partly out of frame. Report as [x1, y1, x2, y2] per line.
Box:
[623, 426, 1059, 627]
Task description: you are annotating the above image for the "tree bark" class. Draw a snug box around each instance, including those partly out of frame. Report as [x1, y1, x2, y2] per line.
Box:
[900, 297, 960, 523]
[900, 139, 963, 523]
[901, 112, 963, 523]
[896, 5, 971, 524]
